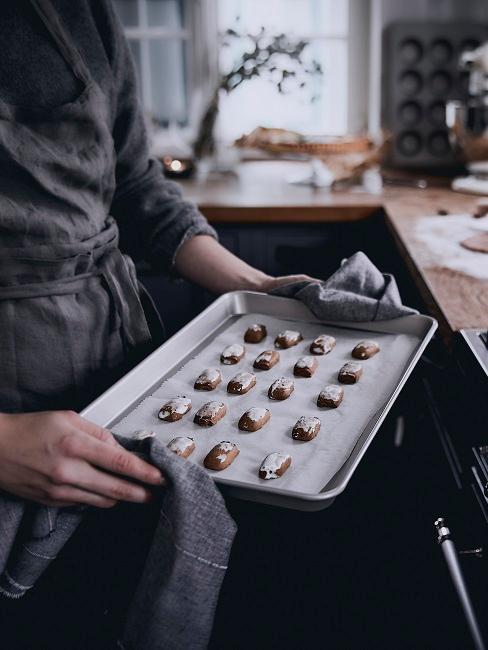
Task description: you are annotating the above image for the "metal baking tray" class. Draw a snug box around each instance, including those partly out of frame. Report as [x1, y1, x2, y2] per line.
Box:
[81, 291, 437, 511]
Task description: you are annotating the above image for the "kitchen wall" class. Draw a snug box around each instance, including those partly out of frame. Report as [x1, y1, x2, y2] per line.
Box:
[381, 0, 488, 25]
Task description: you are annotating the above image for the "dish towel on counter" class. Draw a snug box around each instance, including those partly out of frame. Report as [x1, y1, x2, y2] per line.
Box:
[0, 435, 237, 650]
[271, 251, 417, 321]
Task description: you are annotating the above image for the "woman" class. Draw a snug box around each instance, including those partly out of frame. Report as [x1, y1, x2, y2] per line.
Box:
[0, 0, 309, 510]
[0, 2, 310, 647]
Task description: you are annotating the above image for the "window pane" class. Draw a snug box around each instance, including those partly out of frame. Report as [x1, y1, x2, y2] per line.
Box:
[148, 39, 187, 125]
[113, 0, 139, 27]
[147, 0, 184, 29]
[218, 38, 348, 138]
[218, 0, 348, 37]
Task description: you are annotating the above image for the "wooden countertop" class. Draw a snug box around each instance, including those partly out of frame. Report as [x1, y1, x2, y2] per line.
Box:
[179, 161, 487, 336]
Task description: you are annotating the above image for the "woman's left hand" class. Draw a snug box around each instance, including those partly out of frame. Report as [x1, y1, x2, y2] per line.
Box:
[257, 274, 319, 292]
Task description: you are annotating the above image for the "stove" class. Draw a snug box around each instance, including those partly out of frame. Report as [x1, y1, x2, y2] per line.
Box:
[458, 329, 488, 381]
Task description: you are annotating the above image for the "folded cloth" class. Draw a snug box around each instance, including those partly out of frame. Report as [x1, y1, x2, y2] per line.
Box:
[0, 435, 236, 650]
[271, 251, 417, 321]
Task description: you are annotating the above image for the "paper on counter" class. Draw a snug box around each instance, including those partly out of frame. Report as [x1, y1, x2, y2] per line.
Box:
[112, 314, 419, 496]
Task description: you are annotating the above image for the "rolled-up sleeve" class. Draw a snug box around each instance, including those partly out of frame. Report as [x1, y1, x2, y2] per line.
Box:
[107, 5, 216, 272]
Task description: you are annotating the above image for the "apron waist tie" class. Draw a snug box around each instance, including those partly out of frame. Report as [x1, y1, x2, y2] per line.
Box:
[0, 248, 151, 352]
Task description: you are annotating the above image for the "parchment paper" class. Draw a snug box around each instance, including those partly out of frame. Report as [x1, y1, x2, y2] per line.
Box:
[112, 314, 419, 496]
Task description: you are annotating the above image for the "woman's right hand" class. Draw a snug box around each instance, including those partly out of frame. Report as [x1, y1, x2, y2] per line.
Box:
[0, 410, 165, 508]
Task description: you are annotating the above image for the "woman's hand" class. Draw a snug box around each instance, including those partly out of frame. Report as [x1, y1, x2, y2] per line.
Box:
[256, 274, 317, 292]
[0, 410, 164, 508]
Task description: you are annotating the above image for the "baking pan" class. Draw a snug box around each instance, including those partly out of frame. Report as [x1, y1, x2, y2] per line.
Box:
[82, 291, 437, 511]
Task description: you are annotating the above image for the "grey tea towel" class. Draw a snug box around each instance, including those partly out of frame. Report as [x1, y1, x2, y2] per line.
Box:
[271, 251, 417, 321]
[0, 435, 236, 650]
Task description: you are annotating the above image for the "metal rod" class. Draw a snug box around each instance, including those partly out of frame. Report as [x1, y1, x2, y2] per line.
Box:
[435, 518, 485, 650]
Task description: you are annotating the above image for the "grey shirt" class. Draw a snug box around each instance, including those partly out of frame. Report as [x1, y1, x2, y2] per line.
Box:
[0, 0, 215, 270]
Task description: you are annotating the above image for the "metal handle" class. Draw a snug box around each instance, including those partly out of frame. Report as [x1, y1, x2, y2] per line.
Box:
[434, 518, 485, 650]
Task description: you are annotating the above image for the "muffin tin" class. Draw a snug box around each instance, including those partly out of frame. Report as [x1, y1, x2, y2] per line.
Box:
[383, 22, 488, 170]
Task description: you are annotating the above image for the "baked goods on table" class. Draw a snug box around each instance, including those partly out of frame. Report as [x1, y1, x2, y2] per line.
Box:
[351, 340, 380, 360]
[204, 441, 240, 470]
[253, 349, 280, 370]
[194, 401, 227, 426]
[310, 334, 336, 355]
[268, 377, 295, 400]
[244, 323, 267, 343]
[317, 385, 344, 408]
[292, 416, 321, 442]
[167, 436, 195, 458]
[338, 362, 363, 384]
[220, 343, 245, 365]
[274, 330, 303, 349]
[238, 407, 271, 432]
[227, 372, 256, 395]
[194, 368, 222, 391]
[158, 397, 192, 422]
[293, 356, 318, 378]
[259, 452, 292, 480]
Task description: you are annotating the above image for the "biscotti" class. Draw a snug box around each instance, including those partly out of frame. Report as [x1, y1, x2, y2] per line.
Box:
[259, 452, 292, 479]
[158, 397, 192, 422]
[238, 407, 271, 432]
[293, 356, 318, 378]
[133, 429, 156, 440]
[268, 377, 294, 400]
[227, 372, 256, 395]
[194, 368, 222, 391]
[317, 384, 344, 408]
[310, 334, 336, 355]
[292, 416, 321, 442]
[167, 436, 195, 458]
[220, 343, 245, 365]
[204, 441, 239, 471]
[352, 340, 380, 360]
[244, 323, 267, 343]
[253, 349, 280, 370]
[193, 401, 227, 426]
[274, 330, 302, 349]
[338, 362, 363, 384]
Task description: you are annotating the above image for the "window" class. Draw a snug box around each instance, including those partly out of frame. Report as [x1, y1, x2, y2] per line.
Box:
[114, 0, 371, 139]
[113, 0, 191, 126]
[217, 0, 370, 140]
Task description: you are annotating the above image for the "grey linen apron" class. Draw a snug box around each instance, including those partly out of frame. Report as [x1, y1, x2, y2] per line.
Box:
[0, 3, 237, 648]
[0, 0, 152, 414]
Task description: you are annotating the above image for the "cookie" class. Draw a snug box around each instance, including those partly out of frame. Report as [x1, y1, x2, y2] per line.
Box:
[238, 407, 271, 432]
[133, 429, 156, 441]
[220, 343, 245, 365]
[158, 397, 192, 422]
[292, 416, 321, 442]
[259, 452, 292, 480]
[274, 330, 303, 349]
[204, 441, 239, 471]
[310, 334, 336, 355]
[268, 377, 294, 400]
[317, 384, 344, 408]
[338, 362, 363, 384]
[253, 349, 280, 370]
[352, 340, 380, 360]
[293, 356, 318, 378]
[194, 368, 222, 391]
[244, 323, 267, 343]
[227, 371, 256, 395]
[167, 436, 195, 459]
[193, 401, 227, 426]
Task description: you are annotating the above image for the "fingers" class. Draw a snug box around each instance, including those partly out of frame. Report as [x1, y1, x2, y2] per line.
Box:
[68, 412, 120, 448]
[57, 460, 155, 504]
[43, 484, 117, 509]
[59, 433, 164, 486]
